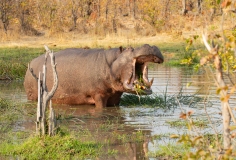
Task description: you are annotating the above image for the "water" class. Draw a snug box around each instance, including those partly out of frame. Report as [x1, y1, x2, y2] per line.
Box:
[122, 65, 223, 134]
[0, 80, 27, 102]
[0, 65, 228, 159]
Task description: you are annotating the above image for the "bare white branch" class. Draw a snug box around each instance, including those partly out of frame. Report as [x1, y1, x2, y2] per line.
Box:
[202, 31, 232, 149]
[49, 100, 56, 136]
[36, 45, 58, 136]
[46, 50, 58, 101]
[202, 33, 212, 52]
[44, 45, 50, 52]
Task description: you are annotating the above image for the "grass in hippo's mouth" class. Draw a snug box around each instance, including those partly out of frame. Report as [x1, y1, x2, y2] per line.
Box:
[119, 90, 203, 109]
[133, 75, 150, 94]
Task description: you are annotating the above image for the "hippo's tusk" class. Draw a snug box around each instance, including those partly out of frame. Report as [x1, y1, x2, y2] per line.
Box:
[142, 63, 154, 88]
[123, 80, 133, 90]
[150, 77, 154, 86]
[142, 64, 149, 83]
[131, 59, 136, 83]
[144, 79, 154, 88]
[127, 59, 136, 85]
[127, 71, 133, 84]
[146, 77, 154, 87]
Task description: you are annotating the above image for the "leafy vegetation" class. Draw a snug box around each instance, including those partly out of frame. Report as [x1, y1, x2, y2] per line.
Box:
[165, 37, 205, 67]
[0, 0, 224, 37]
[169, 5, 236, 157]
[0, 134, 102, 160]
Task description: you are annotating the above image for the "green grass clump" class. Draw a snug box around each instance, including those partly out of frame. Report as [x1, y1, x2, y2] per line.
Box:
[0, 98, 10, 111]
[120, 91, 202, 109]
[0, 134, 102, 160]
[120, 94, 164, 108]
[149, 143, 190, 159]
[0, 47, 60, 80]
[0, 98, 22, 133]
[0, 98, 21, 121]
[166, 119, 208, 128]
[0, 61, 27, 80]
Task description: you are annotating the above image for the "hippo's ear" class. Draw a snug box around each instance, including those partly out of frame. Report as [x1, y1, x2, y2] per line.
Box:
[119, 46, 124, 53]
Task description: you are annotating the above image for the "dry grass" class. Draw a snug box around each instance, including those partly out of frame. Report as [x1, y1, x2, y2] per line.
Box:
[0, 32, 176, 49]
[0, 13, 234, 49]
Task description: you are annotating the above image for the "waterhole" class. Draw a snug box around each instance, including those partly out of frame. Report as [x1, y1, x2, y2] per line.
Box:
[0, 65, 230, 159]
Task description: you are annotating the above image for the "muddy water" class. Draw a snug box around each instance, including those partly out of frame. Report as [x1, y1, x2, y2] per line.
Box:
[0, 65, 227, 159]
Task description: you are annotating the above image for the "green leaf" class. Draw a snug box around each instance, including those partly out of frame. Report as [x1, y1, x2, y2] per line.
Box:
[216, 88, 221, 94]
[197, 149, 206, 156]
[186, 82, 192, 87]
[229, 125, 236, 131]
[193, 35, 199, 40]
[193, 136, 203, 144]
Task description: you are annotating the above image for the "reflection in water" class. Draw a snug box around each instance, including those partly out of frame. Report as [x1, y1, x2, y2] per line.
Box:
[150, 65, 214, 95]
[0, 65, 227, 159]
[0, 80, 27, 102]
[52, 105, 151, 160]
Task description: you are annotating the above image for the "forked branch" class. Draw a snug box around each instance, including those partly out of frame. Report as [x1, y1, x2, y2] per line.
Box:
[44, 45, 58, 102]
[36, 45, 59, 136]
[202, 33, 233, 149]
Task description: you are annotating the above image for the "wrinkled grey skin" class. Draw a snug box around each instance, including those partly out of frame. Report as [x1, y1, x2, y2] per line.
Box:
[24, 44, 164, 108]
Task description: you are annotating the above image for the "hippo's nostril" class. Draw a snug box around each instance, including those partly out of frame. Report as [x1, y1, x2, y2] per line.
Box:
[154, 57, 164, 63]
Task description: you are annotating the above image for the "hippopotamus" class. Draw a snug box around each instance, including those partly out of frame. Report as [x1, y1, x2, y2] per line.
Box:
[24, 44, 164, 108]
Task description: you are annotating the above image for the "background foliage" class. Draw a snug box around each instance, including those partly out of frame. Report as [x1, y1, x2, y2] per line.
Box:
[0, 0, 227, 38]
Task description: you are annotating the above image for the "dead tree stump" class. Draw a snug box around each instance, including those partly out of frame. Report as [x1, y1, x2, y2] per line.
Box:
[29, 45, 58, 136]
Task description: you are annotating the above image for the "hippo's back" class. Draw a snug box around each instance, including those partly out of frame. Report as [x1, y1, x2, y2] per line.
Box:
[24, 48, 118, 103]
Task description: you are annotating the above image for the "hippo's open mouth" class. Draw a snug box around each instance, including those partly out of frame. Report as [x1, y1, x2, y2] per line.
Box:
[123, 55, 163, 95]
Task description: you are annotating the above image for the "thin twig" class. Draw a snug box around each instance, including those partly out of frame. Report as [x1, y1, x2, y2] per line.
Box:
[28, 63, 38, 81]
[175, 96, 201, 137]
[203, 93, 221, 151]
